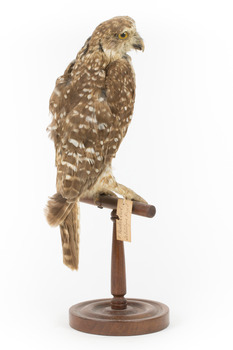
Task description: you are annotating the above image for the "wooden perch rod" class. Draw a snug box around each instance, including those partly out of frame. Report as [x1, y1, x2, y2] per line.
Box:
[80, 195, 156, 218]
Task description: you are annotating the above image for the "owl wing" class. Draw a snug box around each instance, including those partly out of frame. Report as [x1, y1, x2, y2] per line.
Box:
[103, 57, 136, 162]
[50, 56, 135, 202]
[55, 94, 114, 201]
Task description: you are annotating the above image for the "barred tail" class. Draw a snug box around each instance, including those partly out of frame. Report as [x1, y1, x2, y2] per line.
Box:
[45, 193, 80, 270]
[60, 201, 80, 270]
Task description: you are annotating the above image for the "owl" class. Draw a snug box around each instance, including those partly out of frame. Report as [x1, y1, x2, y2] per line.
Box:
[46, 16, 146, 270]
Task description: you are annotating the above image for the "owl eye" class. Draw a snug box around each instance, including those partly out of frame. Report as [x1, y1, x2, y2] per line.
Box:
[118, 32, 128, 40]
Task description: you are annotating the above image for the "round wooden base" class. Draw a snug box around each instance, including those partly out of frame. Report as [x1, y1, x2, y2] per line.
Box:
[69, 298, 169, 336]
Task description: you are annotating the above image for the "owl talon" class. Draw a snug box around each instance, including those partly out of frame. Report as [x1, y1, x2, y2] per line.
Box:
[112, 181, 148, 204]
[100, 191, 118, 198]
[131, 197, 148, 204]
[93, 191, 118, 207]
[125, 195, 148, 204]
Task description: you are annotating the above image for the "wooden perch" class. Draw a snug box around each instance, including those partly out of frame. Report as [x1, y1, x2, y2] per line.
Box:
[70, 195, 169, 336]
[80, 195, 156, 218]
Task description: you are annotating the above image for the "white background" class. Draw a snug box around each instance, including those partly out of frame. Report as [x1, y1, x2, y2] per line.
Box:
[1, 0, 233, 349]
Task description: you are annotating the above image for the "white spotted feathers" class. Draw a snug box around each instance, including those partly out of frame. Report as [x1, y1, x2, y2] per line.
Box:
[46, 16, 144, 271]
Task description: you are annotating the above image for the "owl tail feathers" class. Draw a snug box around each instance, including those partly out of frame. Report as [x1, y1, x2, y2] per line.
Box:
[45, 192, 74, 227]
[60, 201, 80, 270]
[45, 193, 80, 270]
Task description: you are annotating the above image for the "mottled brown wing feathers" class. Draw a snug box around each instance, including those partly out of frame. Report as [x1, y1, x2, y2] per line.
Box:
[104, 57, 135, 161]
[45, 16, 141, 271]
[48, 55, 135, 202]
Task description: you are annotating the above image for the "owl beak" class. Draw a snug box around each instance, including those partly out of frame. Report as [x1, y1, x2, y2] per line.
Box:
[133, 33, 145, 52]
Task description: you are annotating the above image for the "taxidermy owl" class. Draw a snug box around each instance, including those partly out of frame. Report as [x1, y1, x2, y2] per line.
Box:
[45, 16, 146, 270]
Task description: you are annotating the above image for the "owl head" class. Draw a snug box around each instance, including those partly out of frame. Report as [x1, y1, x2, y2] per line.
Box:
[89, 16, 144, 60]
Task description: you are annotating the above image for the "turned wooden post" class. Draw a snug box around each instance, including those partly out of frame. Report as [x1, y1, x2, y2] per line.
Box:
[69, 195, 169, 336]
[111, 209, 127, 310]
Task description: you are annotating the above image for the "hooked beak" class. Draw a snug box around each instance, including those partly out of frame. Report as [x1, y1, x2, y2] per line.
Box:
[133, 33, 145, 52]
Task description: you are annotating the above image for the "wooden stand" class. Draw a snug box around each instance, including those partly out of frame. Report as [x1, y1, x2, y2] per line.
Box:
[69, 196, 169, 336]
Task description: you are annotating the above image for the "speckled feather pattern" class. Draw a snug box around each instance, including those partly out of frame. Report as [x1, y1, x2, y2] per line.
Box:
[48, 34, 135, 200]
[46, 16, 145, 270]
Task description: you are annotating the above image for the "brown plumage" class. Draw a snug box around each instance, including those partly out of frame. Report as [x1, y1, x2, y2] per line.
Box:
[45, 16, 146, 270]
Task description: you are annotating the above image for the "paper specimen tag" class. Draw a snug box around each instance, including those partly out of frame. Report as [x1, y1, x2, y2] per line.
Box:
[116, 199, 133, 242]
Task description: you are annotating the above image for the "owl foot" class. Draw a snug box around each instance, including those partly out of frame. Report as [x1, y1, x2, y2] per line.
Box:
[117, 184, 148, 204]
[109, 181, 148, 204]
[93, 190, 118, 207]
[91, 173, 148, 204]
